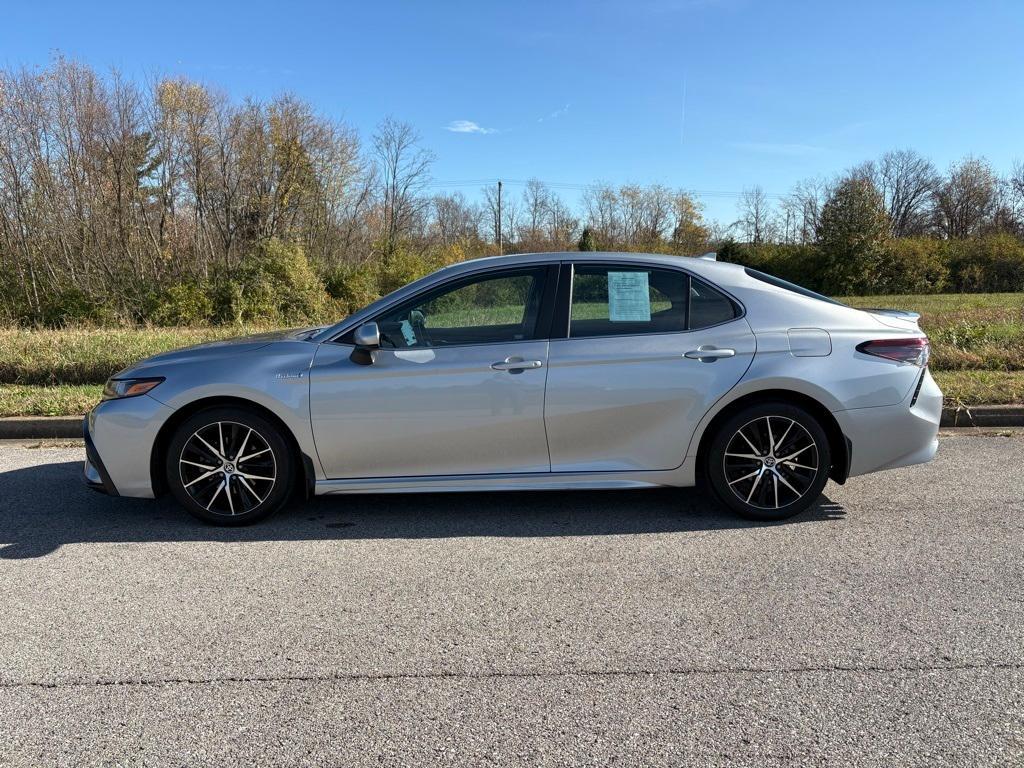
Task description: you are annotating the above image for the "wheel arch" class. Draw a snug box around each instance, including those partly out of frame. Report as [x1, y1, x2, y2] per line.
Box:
[150, 396, 316, 499]
[694, 389, 851, 485]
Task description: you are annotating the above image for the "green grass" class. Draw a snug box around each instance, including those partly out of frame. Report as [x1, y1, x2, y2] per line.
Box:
[0, 326, 274, 385]
[842, 293, 1024, 371]
[0, 384, 103, 417]
[841, 292, 1024, 313]
[0, 292, 1023, 417]
[931, 371, 1024, 407]
[422, 305, 526, 327]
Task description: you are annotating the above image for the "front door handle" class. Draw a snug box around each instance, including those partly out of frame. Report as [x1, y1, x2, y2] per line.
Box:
[684, 346, 736, 362]
[491, 357, 544, 372]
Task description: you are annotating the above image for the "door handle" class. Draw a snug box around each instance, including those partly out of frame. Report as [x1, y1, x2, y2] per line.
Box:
[491, 357, 544, 372]
[684, 346, 736, 362]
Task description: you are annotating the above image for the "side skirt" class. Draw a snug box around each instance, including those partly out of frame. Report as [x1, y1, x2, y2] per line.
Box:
[315, 464, 696, 495]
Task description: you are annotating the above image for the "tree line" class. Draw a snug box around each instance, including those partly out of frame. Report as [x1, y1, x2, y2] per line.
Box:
[724, 153, 1024, 296]
[1, 59, 1023, 327]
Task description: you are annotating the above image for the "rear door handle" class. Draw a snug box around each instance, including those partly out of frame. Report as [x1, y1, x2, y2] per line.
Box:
[491, 357, 544, 372]
[684, 346, 736, 361]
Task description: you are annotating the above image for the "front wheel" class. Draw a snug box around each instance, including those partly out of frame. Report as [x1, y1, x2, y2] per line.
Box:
[706, 402, 831, 521]
[166, 406, 295, 525]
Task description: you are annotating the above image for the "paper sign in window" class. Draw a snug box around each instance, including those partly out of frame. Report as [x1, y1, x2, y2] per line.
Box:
[400, 320, 418, 346]
[607, 271, 651, 322]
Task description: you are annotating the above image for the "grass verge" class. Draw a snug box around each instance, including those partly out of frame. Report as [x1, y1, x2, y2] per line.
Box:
[0, 326, 273, 385]
[0, 384, 103, 417]
[0, 293, 1022, 416]
[842, 293, 1024, 371]
[931, 370, 1024, 408]
[1, 371, 1021, 418]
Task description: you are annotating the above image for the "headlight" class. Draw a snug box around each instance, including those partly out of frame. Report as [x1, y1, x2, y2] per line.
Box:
[101, 377, 165, 401]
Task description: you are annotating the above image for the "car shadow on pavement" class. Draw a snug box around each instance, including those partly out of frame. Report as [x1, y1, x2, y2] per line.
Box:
[0, 460, 847, 559]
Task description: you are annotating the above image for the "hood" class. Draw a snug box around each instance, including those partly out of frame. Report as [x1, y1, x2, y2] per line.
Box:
[115, 327, 322, 376]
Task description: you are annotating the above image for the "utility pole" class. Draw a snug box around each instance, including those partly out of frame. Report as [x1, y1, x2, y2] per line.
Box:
[497, 180, 503, 255]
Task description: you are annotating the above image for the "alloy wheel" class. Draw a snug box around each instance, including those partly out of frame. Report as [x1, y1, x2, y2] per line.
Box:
[722, 415, 819, 510]
[178, 421, 277, 516]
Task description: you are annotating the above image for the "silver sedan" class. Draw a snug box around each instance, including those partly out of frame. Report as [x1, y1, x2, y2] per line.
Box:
[84, 252, 942, 524]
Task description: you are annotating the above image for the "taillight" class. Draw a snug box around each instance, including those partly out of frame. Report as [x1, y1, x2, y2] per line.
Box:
[856, 337, 930, 367]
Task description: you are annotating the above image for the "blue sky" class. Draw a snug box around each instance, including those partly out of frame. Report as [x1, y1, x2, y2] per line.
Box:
[3, 0, 1022, 224]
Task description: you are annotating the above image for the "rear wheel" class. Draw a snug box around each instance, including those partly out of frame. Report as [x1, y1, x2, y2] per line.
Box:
[166, 406, 295, 525]
[706, 402, 831, 521]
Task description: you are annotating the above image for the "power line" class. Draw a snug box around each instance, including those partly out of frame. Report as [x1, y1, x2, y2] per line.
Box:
[423, 178, 788, 200]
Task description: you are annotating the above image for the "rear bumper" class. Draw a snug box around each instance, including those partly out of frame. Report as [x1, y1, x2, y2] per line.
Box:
[835, 368, 942, 478]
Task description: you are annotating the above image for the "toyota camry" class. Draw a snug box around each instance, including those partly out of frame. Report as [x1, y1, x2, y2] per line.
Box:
[83, 252, 942, 524]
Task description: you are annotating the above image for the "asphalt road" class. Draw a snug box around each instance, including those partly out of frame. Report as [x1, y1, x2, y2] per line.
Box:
[0, 434, 1022, 767]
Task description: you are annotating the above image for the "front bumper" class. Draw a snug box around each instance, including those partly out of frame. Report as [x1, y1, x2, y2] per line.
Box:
[835, 367, 943, 478]
[82, 394, 174, 498]
[83, 416, 118, 495]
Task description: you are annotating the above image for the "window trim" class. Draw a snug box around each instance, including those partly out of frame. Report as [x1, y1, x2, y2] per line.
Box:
[554, 262, 745, 341]
[335, 264, 558, 350]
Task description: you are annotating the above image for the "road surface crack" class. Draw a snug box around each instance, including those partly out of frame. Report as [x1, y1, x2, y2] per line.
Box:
[1, 660, 1020, 691]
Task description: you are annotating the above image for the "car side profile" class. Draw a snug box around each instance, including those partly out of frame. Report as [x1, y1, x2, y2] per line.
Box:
[83, 252, 942, 525]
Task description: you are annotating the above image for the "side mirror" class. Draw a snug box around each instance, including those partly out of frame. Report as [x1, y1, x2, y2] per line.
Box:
[353, 321, 381, 349]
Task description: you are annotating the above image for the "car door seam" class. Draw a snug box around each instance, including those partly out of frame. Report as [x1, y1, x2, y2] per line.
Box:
[540, 340, 554, 472]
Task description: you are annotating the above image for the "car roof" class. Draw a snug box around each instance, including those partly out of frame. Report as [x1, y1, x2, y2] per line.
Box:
[437, 251, 747, 282]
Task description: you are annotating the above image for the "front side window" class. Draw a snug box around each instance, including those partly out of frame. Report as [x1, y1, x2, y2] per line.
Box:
[375, 267, 547, 348]
[569, 265, 688, 338]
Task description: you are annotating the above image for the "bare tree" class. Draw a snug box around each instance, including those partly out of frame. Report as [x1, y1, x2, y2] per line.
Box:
[580, 183, 706, 251]
[738, 186, 775, 244]
[0, 59, 376, 321]
[481, 184, 520, 252]
[996, 161, 1024, 237]
[430, 192, 482, 247]
[543, 194, 578, 249]
[372, 117, 433, 253]
[874, 150, 939, 237]
[1011, 161, 1024, 203]
[779, 177, 831, 244]
[582, 183, 621, 247]
[519, 178, 550, 242]
[933, 156, 998, 239]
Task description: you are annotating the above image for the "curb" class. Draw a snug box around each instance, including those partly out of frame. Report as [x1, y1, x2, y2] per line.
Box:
[0, 416, 82, 439]
[939, 404, 1024, 428]
[0, 407, 1023, 440]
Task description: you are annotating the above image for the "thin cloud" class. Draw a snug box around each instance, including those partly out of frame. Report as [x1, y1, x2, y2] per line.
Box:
[730, 141, 826, 157]
[444, 120, 498, 135]
[538, 103, 570, 123]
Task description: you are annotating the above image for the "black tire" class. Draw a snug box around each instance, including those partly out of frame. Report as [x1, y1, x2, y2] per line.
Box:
[166, 406, 295, 525]
[706, 402, 831, 522]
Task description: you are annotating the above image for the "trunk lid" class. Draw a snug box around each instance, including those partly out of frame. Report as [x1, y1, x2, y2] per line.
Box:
[861, 307, 923, 332]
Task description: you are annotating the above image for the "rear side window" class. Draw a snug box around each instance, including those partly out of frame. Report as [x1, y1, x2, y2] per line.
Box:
[689, 279, 739, 329]
[744, 267, 847, 307]
[569, 265, 688, 338]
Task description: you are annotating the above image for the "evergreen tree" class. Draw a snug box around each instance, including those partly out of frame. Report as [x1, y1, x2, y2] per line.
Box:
[578, 227, 597, 251]
[817, 177, 890, 293]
